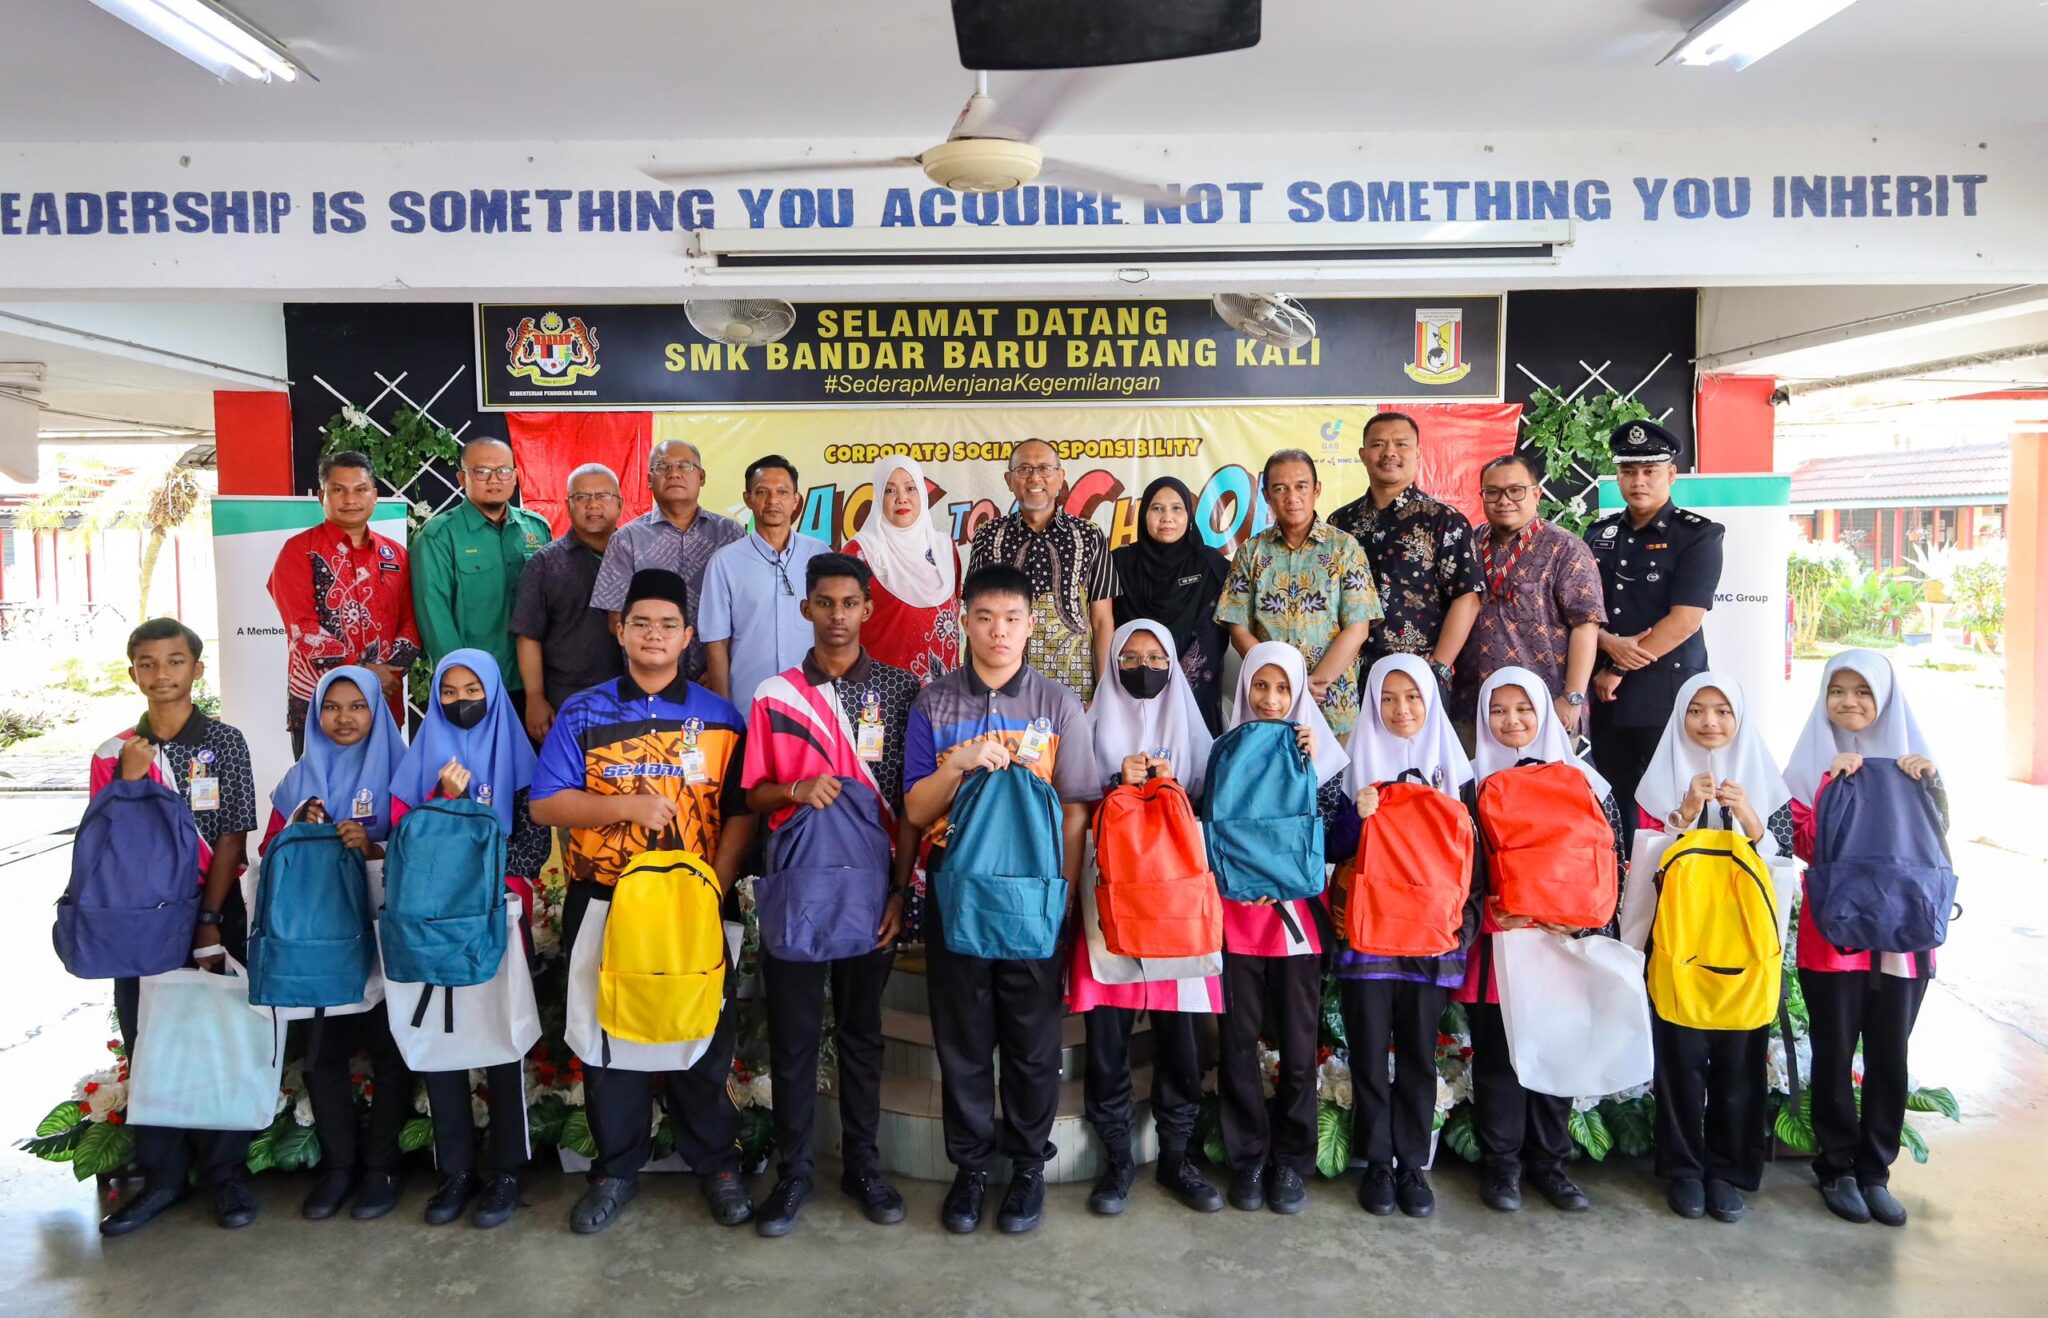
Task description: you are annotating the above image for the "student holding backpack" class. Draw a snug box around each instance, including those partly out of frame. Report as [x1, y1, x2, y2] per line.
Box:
[255, 666, 413, 1222]
[1209, 641, 1351, 1217]
[388, 650, 549, 1229]
[1333, 653, 1484, 1220]
[1783, 650, 1944, 1228]
[1071, 619, 1224, 1217]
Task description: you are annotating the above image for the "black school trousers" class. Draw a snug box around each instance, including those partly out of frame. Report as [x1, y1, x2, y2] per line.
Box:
[1651, 1010, 1769, 1189]
[423, 1061, 527, 1177]
[1467, 1000, 1571, 1176]
[762, 945, 895, 1184]
[301, 1004, 412, 1176]
[923, 898, 1064, 1173]
[1801, 968, 1929, 1186]
[1218, 951, 1320, 1175]
[1342, 977, 1445, 1171]
[1083, 1007, 1203, 1159]
[1589, 714, 1664, 852]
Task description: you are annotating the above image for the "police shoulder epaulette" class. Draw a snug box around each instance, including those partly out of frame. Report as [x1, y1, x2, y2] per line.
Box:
[1675, 509, 1711, 526]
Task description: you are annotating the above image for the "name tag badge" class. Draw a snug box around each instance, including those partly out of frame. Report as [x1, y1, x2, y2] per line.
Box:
[1017, 717, 1053, 766]
[351, 787, 375, 819]
[189, 775, 220, 812]
[856, 721, 886, 762]
[679, 749, 710, 785]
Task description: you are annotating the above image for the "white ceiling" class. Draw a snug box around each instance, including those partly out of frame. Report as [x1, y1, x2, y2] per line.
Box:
[3, 0, 2044, 143]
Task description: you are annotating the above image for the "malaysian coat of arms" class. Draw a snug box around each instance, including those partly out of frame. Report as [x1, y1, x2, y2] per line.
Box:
[506, 311, 601, 386]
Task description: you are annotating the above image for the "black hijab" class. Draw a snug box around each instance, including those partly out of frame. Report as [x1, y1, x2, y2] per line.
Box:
[1112, 476, 1230, 649]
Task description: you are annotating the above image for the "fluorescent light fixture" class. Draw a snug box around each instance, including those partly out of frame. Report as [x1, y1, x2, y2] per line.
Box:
[1662, 0, 1860, 70]
[85, 0, 305, 83]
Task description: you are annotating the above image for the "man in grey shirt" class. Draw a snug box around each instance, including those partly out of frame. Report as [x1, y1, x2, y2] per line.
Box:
[512, 462, 627, 742]
[589, 439, 745, 682]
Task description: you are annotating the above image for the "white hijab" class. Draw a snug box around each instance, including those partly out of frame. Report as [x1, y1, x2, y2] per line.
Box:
[1782, 648, 1932, 806]
[856, 454, 956, 608]
[1637, 671, 1791, 831]
[1230, 641, 1349, 785]
[1087, 619, 1215, 797]
[1346, 653, 1475, 799]
[1474, 666, 1611, 801]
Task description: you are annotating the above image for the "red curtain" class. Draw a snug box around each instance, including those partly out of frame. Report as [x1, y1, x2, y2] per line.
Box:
[1403, 403, 1522, 525]
[505, 412, 654, 535]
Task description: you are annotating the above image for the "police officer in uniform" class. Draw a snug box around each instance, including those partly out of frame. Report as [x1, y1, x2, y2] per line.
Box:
[1584, 419, 1725, 848]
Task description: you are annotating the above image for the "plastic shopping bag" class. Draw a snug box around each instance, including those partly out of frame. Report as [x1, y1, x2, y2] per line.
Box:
[1494, 929, 1655, 1099]
[382, 898, 540, 1073]
[127, 955, 288, 1131]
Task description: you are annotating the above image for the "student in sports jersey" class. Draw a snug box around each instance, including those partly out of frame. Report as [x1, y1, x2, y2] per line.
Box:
[389, 649, 548, 1229]
[902, 565, 1095, 1236]
[257, 666, 413, 1223]
[1631, 671, 1792, 1223]
[531, 568, 759, 1235]
[1783, 650, 1940, 1228]
[1456, 667, 1625, 1215]
[741, 554, 918, 1237]
[95, 618, 261, 1237]
[1334, 653, 1484, 1219]
[1214, 641, 1350, 1217]
[1071, 618, 1224, 1216]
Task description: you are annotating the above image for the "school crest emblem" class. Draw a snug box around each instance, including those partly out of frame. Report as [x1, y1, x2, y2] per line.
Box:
[1402, 307, 1471, 386]
[505, 311, 600, 387]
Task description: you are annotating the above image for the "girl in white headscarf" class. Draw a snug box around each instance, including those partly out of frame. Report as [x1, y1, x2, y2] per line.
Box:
[845, 453, 960, 685]
[1068, 619, 1222, 1216]
[1783, 649, 1941, 1229]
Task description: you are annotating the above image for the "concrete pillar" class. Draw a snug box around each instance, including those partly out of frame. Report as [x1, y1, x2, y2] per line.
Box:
[2007, 432, 2048, 783]
[213, 390, 294, 496]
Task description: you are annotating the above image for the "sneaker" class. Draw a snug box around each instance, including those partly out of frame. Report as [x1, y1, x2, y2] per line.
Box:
[1667, 1177, 1706, 1219]
[840, 1167, 906, 1225]
[1705, 1179, 1745, 1223]
[703, 1170, 753, 1226]
[754, 1175, 811, 1238]
[302, 1168, 355, 1221]
[1395, 1168, 1435, 1219]
[998, 1166, 1046, 1234]
[1156, 1151, 1224, 1213]
[1358, 1164, 1397, 1217]
[1088, 1156, 1136, 1216]
[1529, 1166, 1591, 1212]
[1267, 1165, 1308, 1215]
[941, 1169, 989, 1234]
[212, 1180, 258, 1230]
[1227, 1163, 1266, 1212]
[1861, 1181, 1907, 1228]
[99, 1184, 187, 1238]
[471, 1172, 521, 1229]
[1480, 1166, 1523, 1212]
[424, 1172, 479, 1226]
[570, 1176, 638, 1235]
[350, 1171, 401, 1221]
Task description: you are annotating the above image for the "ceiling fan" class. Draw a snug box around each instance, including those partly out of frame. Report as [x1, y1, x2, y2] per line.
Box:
[643, 71, 1191, 207]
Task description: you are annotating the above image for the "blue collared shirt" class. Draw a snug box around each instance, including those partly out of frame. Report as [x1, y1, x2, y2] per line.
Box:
[697, 530, 833, 706]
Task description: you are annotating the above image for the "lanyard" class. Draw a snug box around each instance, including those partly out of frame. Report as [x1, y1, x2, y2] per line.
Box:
[1484, 523, 1537, 603]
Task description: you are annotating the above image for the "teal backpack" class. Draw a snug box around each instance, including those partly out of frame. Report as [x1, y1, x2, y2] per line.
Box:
[248, 821, 375, 1009]
[1202, 719, 1326, 902]
[378, 797, 508, 988]
[936, 766, 1066, 960]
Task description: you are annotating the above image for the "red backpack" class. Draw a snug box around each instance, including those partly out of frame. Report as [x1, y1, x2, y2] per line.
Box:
[1477, 760, 1617, 929]
[1346, 773, 1475, 956]
[1093, 777, 1224, 959]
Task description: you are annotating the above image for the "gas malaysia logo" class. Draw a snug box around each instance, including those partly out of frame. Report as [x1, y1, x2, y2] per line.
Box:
[506, 311, 600, 387]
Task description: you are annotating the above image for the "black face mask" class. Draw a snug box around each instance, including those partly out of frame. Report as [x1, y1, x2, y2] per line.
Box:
[1118, 666, 1171, 701]
[444, 697, 488, 730]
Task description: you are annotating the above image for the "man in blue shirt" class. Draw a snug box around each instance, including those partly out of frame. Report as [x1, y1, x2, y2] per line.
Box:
[698, 454, 831, 708]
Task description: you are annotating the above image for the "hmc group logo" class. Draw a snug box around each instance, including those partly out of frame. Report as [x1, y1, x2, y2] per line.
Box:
[506, 311, 601, 387]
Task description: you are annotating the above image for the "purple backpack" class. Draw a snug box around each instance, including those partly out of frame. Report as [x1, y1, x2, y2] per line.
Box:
[55, 778, 202, 979]
[1806, 758, 1958, 953]
[758, 778, 892, 963]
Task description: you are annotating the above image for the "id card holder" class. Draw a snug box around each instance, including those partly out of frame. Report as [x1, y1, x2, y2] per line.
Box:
[1017, 724, 1051, 766]
[679, 749, 710, 785]
[189, 776, 221, 812]
[856, 721, 886, 762]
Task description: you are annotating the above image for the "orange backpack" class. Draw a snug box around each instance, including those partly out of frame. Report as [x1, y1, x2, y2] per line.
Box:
[1092, 777, 1224, 959]
[1477, 760, 1617, 929]
[1346, 774, 1475, 957]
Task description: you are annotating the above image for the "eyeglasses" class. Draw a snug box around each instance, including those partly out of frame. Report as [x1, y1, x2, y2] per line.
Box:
[566, 491, 621, 505]
[622, 619, 685, 636]
[1481, 483, 1536, 503]
[1116, 654, 1172, 670]
[466, 465, 516, 480]
[651, 460, 704, 477]
[1009, 463, 1061, 478]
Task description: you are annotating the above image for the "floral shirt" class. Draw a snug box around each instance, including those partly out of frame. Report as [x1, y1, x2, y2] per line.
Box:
[1215, 520, 1381, 735]
[1453, 519, 1607, 715]
[967, 511, 1117, 701]
[1328, 485, 1485, 666]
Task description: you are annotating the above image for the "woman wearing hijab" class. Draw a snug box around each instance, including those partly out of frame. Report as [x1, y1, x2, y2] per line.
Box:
[259, 666, 413, 1223]
[1070, 619, 1223, 1217]
[1632, 671, 1793, 1224]
[1110, 477, 1230, 733]
[1455, 667, 1625, 1216]
[389, 649, 549, 1230]
[1783, 650, 1941, 1228]
[1334, 653, 1485, 1220]
[845, 453, 960, 685]
[1213, 640, 1351, 1217]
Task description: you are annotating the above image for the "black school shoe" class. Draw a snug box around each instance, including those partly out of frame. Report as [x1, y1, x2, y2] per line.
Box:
[1480, 1166, 1523, 1212]
[472, 1172, 522, 1229]
[998, 1166, 1046, 1234]
[1861, 1182, 1907, 1228]
[1819, 1175, 1871, 1224]
[1667, 1177, 1706, 1218]
[1156, 1151, 1224, 1213]
[1088, 1156, 1136, 1216]
[1529, 1166, 1591, 1212]
[1358, 1164, 1397, 1216]
[941, 1169, 989, 1234]
[841, 1168, 906, 1225]
[99, 1184, 187, 1238]
[302, 1168, 356, 1221]
[1267, 1165, 1308, 1215]
[1395, 1168, 1435, 1219]
[1704, 1179, 1745, 1223]
[425, 1172, 479, 1225]
[1227, 1164, 1266, 1212]
[569, 1176, 638, 1235]
[703, 1170, 753, 1226]
[213, 1179, 259, 1230]
[350, 1171, 401, 1221]
[754, 1176, 811, 1238]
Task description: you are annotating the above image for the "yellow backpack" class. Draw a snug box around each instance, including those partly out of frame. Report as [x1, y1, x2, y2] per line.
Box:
[1647, 826, 1783, 1031]
[598, 849, 725, 1046]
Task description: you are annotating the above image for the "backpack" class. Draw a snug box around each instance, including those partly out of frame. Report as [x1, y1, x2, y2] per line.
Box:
[247, 821, 375, 1009]
[1345, 772, 1475, 957]
[758, 779, 892, 963]
[377, 797, 508, 989]
[1806, 758, 1958, 953]
[1647, 818, 1782, 1030]
[1478, 760, 1618, 929]
[599, 849, 725, 1047]
[1093, 777, 1224, 959]
[935, 766, 1066, 961]
[54, 777, 202, 979]
[1201, 720, 1325, 903]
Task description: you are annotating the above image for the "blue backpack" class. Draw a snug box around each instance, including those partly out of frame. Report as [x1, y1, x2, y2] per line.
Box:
[758, 778, 893, 963]
[378, 797, 508, 988]
[54, 777, 202, 979]
[1202, 719, 1326, 903]
[248, 822, 375, 1009]
[936, 766, 1066, 960]
[1806, 758, 1958, 953]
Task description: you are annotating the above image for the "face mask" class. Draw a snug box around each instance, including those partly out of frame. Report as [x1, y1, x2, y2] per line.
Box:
[1118, 666, 1171, 701]
[444, 697, 488, 730]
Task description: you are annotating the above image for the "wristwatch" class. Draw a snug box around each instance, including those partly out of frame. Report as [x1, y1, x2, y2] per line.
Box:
[1429, 660, 1454, 685]
[1563, 691, 1588, 708]
[195, 909, 224, 927]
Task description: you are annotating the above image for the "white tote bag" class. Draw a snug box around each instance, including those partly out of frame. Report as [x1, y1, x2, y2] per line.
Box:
[1080, 855, 1223, 987]
[381, 898, 540, 1072]
[240, 854, 386, 1024]
[128, 954, 288, 1131]
[563, 896, 731, 1073]
[1493, 929, 1655, 1099]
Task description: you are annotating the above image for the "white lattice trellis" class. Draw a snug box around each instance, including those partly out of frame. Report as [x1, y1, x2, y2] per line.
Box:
[1510, 353, 1680, 524]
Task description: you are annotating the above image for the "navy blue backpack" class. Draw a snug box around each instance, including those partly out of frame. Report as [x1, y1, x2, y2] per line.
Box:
[378, 797, 508, 988]
[54, 777, 202, 979]
[758, 778, 892, 963]
[1202, 719, 1326, 903]
[248, 822, 375, 1009]
[935, 766, 1066, 960]
[1806, 758, 1958, 953]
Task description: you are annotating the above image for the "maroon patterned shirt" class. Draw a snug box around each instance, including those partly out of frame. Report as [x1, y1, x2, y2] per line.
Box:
[1454, 519, 1607, 713]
